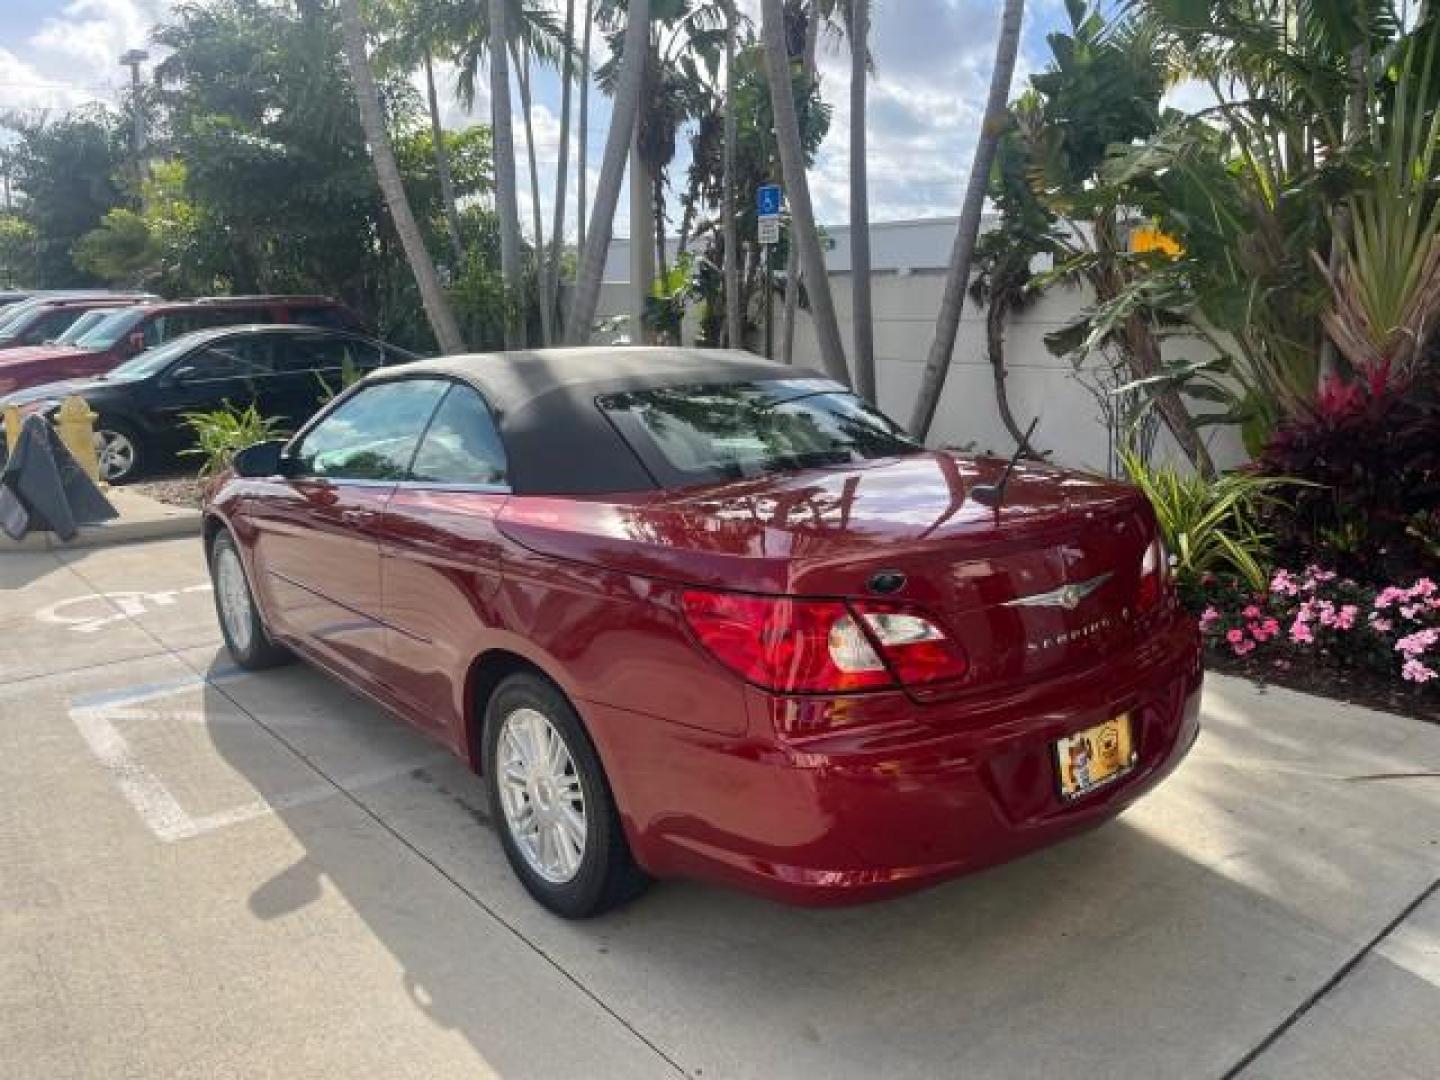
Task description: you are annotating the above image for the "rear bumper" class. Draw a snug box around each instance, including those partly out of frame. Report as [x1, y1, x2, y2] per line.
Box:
[588, 614, 1203, 906]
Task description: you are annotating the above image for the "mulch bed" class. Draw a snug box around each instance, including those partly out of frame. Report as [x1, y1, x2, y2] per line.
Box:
[128, 475, 205, 509]
[1206, 649, 1440, 725]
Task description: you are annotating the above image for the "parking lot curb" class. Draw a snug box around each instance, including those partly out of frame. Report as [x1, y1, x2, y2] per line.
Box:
[0, 490, 201, 553]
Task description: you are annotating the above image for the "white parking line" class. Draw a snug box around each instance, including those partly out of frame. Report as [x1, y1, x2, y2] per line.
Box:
[69, 680, 446, 842]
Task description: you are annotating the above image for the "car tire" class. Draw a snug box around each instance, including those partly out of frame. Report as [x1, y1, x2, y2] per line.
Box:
[483, 673, 649, 918]
[209, 530, 291, 670]
[93, 417, 144, 484]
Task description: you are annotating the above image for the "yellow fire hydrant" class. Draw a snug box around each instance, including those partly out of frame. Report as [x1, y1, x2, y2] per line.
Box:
[3, 404, 19, 455]
[55, 396, 103, 485]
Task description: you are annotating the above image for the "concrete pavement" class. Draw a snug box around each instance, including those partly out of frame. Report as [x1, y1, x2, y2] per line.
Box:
[2, 536, 1437, 1078]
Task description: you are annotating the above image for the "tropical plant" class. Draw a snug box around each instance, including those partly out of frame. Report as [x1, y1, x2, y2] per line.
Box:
[181, 403, 288, 478]
[1257, 367, 1440, 584]
[1121, 449, 1297, 593]
[488, 0, 524, 346]
[723, 0, 743, 349]
[909, 0, 1025, 438]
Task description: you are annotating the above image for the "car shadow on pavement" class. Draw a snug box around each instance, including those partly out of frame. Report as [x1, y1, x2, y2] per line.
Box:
[197, 654, 1440, 1079]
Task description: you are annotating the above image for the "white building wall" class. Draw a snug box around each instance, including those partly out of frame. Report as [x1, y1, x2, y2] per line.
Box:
[595, 219, 1246, 476]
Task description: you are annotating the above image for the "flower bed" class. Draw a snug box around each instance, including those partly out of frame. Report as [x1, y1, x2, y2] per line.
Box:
[1192, 567, 1440, 722]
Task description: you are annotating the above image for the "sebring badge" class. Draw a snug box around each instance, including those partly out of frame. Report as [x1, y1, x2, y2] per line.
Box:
[1003, 571, 1114, 611]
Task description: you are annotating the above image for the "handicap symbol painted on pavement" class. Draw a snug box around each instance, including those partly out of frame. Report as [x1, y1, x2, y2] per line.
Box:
[35, 584, 214, 634]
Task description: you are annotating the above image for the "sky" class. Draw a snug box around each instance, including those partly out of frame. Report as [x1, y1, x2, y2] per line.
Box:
[0, 0, 1078, 239]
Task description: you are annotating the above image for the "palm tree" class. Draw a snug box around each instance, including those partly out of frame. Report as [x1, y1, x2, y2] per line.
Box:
[908, 0, 1024, 438]
[780, 2, 821, 364]
[568, 0, 651, 343]
[488, 0, 523, 346]
[512, 41, 552, 344]
[577, 0, 594, 263]
[759, 0, 849, 383]
[547, 0, 578, 341]
[336, 0, 464, 353]
[421, 47, 465, 263]
[723, 0, 742, 348]
[849, 0, 875, 401]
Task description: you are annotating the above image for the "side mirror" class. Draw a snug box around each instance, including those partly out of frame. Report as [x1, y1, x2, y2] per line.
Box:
[168, 364, 197, 384]
[232, 440, 293, 479]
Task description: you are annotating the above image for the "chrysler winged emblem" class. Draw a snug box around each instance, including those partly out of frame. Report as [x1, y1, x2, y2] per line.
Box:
[1004, 571, 1113, 611]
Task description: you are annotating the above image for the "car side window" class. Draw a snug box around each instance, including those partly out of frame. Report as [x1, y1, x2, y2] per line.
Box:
[409, 385, 508, 487]
[178, 338, 274, 382]
[289, 306, 347, 329]
[276, 336, 384, 378]
[292, 380, 448, 482]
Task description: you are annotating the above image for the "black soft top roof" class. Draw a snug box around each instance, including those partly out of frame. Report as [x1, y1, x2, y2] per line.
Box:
[366, 346, 830, 495]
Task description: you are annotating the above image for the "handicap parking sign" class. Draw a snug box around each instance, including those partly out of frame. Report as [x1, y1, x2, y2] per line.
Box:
[756, 184, 783, 218]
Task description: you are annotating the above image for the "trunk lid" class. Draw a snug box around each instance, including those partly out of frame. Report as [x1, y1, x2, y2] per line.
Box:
[498, 452, 1158, 688]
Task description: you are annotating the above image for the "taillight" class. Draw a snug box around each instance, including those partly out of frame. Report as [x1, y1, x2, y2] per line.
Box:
[1137, 534, 1169, 612]
[680, 590, 967, 693]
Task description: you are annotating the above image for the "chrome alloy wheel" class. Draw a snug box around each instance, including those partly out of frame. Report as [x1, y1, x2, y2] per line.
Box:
[94, 429, 137, 482]
[214, 544, 255, 655]
[497, 707, 587, 883]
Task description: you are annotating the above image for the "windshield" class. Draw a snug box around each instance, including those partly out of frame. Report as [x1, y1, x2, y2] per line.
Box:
[598, 379, 923, 486]
[53, 309, 115, 344]
[104, 335, 200, 381]
[74, 308, 145, 349]
[0, 299, 41, 335]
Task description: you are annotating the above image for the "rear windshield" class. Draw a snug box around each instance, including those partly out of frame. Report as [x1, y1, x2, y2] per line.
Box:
[597, 379, 922, 485]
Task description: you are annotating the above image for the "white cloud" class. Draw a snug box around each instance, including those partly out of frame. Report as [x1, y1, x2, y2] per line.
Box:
[29, 0, 169, 84]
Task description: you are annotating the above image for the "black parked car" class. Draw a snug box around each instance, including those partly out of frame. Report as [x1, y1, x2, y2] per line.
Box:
[1, 324, 417, 483]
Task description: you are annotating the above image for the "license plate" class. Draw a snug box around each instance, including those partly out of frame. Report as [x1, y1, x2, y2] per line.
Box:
[1056, 714, 1135, 800]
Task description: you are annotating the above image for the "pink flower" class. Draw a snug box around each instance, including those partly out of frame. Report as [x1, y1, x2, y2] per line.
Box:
[1270, 570, 1299, 597]
[1412, 578, 1436, 598]
[1199, 606, 1220, 629]
[1375, 587, 1407, 610]
[1402, 659, 1437, 684]
[1370, 616, 1393, 634]
[1243, 604, 1262, 619]
[1290, 619, 1315, 645]
[1400, 604, 1422, 620]
[1233, 640, 1256, 657]
[1396, 628, 1439, 659]
[1226, 628, 1245, 645]
[1334, 605, 1358, 631]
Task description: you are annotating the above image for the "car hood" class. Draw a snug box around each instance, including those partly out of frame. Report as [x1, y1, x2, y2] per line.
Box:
[1, 376, 114, 407]
[0, 344, 90, 367]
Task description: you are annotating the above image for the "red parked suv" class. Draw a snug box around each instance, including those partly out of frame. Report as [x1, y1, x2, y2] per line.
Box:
[0, 294, 156, 351]
[0, 295, 366, 396]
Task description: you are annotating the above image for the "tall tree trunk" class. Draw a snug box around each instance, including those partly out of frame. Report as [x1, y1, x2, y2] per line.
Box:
[424, 48, 465, 267]
[985, 295, 1035, 453]
[548, 0, 577, 341]
[514, 46, 552, 346]
[1125, 313, 1216, 477]
[850, 0, 875, 402]
[653, 172, 668, 283]
[909, 0, 1023, 439]
[723, 0, 742, 349]
[1318, 41, 1369, 387]
[781, 5, 820, 364]
[760, 0, 849, 384]
[577, 0, 593, 264]
[568, 0, 651, 344]
[488, 0, 523, 347]
[337, 0, 463, 353]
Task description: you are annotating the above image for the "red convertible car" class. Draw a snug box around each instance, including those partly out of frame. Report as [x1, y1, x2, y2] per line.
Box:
[204, 348, 1202, 917]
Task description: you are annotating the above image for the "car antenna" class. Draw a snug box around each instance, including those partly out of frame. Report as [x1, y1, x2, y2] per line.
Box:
[970, 416, 1040, 513]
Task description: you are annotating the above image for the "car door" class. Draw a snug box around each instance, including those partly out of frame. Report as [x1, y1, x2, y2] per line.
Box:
[380, 383, 510, 741]
[144, 336, 284, 457]
[243, 378, 449, 689]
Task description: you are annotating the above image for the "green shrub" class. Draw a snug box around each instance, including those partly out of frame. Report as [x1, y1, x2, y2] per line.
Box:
[1121, 450, 1298, 596]
[181, 402, 287, 478]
